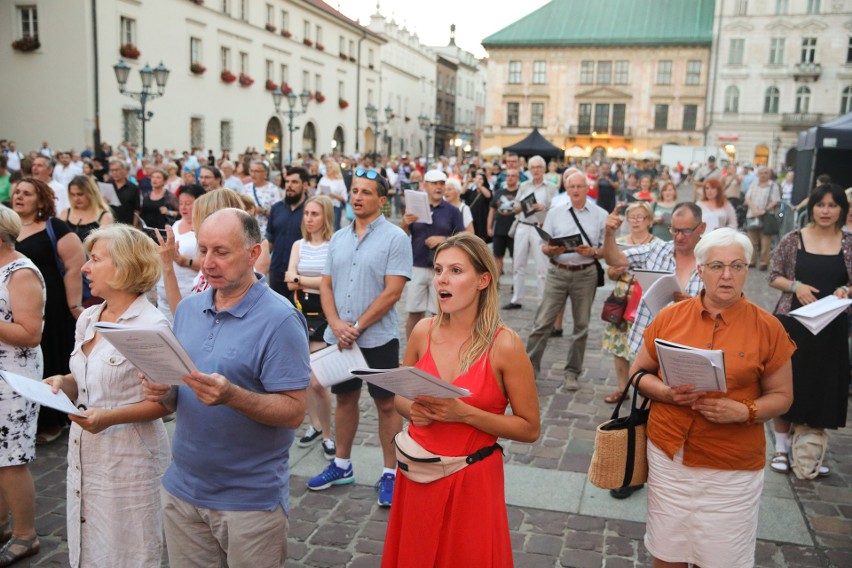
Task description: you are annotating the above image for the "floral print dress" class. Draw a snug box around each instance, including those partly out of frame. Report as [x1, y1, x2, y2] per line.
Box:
[0, 258, 45, 466]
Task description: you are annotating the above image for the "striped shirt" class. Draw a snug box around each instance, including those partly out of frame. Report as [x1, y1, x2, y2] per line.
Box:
[297, 240, 329, 277]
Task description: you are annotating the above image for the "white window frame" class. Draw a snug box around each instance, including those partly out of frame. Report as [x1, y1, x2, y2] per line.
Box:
[656, 60, 672, 85]
[120, 16, 136, 46]
[532, 61, 546, 84]
[729, 39, 745, 65]
[17, 5, 38, 38]
[686, 61, 701, 85]
[190, 37, 202, 65]
[769, 38, 785, 65]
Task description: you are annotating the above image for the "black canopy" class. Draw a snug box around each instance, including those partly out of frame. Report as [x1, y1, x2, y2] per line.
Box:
[793, 112, 852, 203]
[502, 129, 563, 161]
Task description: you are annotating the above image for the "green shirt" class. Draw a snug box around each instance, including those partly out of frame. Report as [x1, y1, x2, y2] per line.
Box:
[0, 174, 10, 202]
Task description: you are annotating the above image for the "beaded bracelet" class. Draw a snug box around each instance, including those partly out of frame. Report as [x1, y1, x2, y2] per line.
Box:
[740, 398, 758, 424]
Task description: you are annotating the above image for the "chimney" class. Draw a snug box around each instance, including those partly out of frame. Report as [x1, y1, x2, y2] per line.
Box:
[449, 24, 456, 46]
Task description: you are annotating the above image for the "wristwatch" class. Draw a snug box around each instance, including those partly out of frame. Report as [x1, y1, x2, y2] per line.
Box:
[353, 320, 361, 331]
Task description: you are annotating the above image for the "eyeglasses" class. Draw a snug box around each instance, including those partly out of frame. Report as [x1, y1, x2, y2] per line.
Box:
[702, 261, 749, 274]
[669, 225, 700, 236]
[355, 167, 390, 191]
[627, 215, 647, 222]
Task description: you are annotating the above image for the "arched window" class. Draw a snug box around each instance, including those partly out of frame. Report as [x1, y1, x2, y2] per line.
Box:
[724, 86, 740, 113]
[764, 86, 780, 114]
[841, 86, 852, 115]
[332, 126, 345, 155]
[302, 121, 317, 156]
[795, 86, 811, 114]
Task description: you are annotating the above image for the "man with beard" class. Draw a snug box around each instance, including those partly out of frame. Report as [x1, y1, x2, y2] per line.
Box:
[198, 165, 224, 192]
[266, 166, 309, 301]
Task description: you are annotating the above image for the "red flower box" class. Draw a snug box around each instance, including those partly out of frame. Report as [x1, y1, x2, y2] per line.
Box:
[339, 99, 349, 109]
[303, 38, 313, 47]
[221, 70, 237, 84]
[280, 82, 292, 95]
[265, 79, 278, 91]
[190, 63, 207, 75]
[281, 30, 292, 38]
[339, 52, 347, 60]
[238, 73, 254, 87]
[265, 23, 276, 33]
[315, 92, 326, 103]
[120, 43, 140, 59]
[11, 35, 40, 52]
[316, 43, 325, 51]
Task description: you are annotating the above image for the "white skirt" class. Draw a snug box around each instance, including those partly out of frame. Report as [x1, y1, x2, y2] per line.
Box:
[645, 440, 764, 568]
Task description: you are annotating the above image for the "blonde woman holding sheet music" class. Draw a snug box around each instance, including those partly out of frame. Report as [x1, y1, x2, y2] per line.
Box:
[631, 228, 794, 568]
[45, 225, 171, 568]
[382, 233, 539, 567]
[767, 184, 852, 476]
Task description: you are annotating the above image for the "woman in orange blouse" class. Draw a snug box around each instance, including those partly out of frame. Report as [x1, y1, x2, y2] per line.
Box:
[631, 228, 795, 568]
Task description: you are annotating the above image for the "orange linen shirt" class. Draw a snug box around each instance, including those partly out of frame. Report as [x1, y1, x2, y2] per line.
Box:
[643, 293, 796, 471]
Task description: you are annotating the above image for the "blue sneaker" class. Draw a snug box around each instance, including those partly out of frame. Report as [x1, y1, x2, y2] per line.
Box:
[375, 472, 395, 507]
[307, 462, 354, 491]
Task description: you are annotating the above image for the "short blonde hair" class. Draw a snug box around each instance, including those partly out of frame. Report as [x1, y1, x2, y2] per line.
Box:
[302, 195, 334, 241]
[192, 189, 245, 233]
[84, 225, 161, 294]
[625, 201, 654, 230]
[0, 205, 22, 247]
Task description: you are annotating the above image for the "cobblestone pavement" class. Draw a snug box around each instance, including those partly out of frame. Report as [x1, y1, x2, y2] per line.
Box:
[17, 238, 852, 567]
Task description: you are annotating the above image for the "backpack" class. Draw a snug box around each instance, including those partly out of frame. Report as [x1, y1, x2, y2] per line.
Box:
[789, 424, 827, 480]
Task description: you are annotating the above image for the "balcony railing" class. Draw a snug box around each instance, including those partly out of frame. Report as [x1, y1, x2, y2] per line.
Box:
[793, 62, 821, 81]
[567, 125, 632, 137]
[780, 113, 822, 130]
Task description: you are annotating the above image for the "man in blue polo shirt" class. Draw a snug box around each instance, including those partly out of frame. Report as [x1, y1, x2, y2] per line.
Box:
[400, 169, 465, 338]
[144, 208, 310, 567]
[306, 168, 412, 507]
[266, 165, 309, 302]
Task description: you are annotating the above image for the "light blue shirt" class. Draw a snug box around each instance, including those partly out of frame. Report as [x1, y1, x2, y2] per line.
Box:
[541, 200, 608, 265]
[163, 281, 310, 513]
[323, 215, 412, 348]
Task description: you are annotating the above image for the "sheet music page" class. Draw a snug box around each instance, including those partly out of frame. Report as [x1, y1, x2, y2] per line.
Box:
[404, 190, 432, 224]
[655, 339, 727, 392]
[641, 274, 682, 316]
[350, 367, 471, 399]
[1, 370, 86, 416]
[94, 323, 197, 386]
[97, 182, 121, 206]
[310, 343, 368, 387]
[789, 296, 852, 334]
[633, 269, 673, 292]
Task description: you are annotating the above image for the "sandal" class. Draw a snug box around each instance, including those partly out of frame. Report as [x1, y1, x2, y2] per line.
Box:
[770, 452, 789, 473]
[0, 536, 40, 567]
[604, 391, 629, 404]
[35, 427, 62, 446]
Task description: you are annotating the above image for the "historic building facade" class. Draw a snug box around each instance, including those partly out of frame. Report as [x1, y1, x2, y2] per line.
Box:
[0, 0, 384, 162]
[706, 0, 852, 167]
[481, 0, 714, 161]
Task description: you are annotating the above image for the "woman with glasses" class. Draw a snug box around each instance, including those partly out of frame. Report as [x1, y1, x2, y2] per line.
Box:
[767, 184, 851, 477]
[602, 203, 660, 406]
[697, 178, 738, 233]
[633, 228, 795, 568]
[652, 182, 679, 242]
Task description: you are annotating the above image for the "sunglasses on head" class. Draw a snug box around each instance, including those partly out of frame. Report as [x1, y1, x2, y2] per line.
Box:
[355, 167, 389, 189]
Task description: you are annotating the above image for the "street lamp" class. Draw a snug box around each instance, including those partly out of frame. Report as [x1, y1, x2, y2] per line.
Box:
[113, 59, 170, 156]
[418, 114, 436, 169]
[365, 104, 394, 156]
[272, 88, 311, 165]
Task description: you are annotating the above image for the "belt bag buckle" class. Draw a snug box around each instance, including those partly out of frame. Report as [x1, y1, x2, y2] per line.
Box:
[393, 429, 502, 484]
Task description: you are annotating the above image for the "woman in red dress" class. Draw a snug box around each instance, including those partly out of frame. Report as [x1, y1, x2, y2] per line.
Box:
[382, 233, 540, 567]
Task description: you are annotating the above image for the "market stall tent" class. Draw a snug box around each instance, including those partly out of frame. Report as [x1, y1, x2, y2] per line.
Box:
[793, 112, 852, 204]
[502, 128, 564, 161]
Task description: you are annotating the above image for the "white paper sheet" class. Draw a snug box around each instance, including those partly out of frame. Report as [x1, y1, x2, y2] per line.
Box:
[310, 343, 368, 387]
[97, 181, 121, 207]
[654, 339, 727, 393]
[404, 190, 432, 224]
[641, 274, 682, 316]
[633, 269, 673, 292]
[350, 367, 471, 400]
[789, 295, 852, 335]
[0, 370, 86, 416]
[94, 323, 196, 386]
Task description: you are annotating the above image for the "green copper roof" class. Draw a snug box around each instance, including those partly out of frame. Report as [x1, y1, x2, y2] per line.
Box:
[482, 0, 715, 48]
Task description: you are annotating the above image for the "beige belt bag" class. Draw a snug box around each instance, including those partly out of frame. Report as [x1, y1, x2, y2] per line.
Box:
[393, 428, 503, 484]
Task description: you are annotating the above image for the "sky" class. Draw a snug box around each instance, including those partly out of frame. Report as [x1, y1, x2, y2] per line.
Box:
[333, 0, 552, 58]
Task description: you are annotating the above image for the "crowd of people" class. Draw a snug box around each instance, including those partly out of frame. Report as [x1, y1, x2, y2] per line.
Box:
[0, 135, 848, 567]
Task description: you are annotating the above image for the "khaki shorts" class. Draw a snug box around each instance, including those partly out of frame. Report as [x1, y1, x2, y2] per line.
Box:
[406, 266, 437, 314]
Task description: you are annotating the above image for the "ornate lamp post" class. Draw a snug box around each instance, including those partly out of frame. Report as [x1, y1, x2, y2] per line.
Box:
[365, 103, 393, 157]
[418, 114, 436, 169]
[272, 88, 311, 165]
[113, 60, 170, 156]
